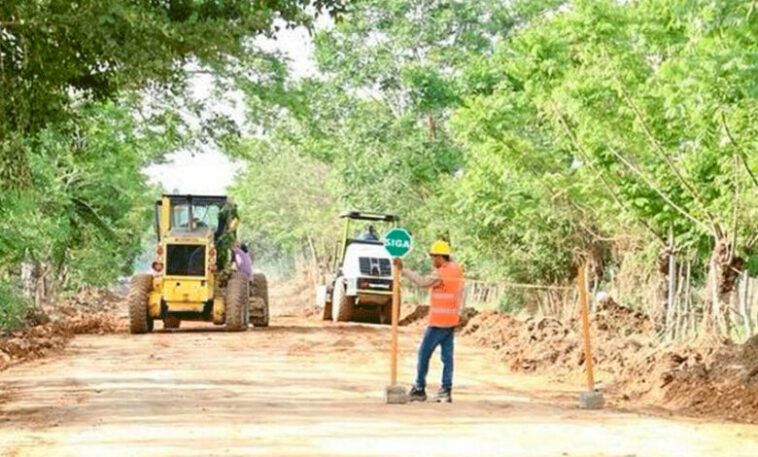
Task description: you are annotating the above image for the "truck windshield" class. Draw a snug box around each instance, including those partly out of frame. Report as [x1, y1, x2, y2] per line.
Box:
[172, 204, 221, 231]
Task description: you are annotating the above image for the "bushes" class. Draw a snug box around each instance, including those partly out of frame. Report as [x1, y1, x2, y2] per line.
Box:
[0, 280, 31, 333]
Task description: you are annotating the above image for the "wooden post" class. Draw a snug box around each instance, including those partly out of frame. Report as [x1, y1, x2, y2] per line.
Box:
[741, 271, 753, 338]
[390, 263, 401, 385]
[666, 226, 677, 339]
[578, 265, 595, 392]
[682, 260, 692, 339]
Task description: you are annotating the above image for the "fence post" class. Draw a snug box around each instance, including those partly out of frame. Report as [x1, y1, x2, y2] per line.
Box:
[666, 226, 677, 340]
[741, 271, 753, 338]
[577, 264, 604, 409]
[682, 260, 692, 339]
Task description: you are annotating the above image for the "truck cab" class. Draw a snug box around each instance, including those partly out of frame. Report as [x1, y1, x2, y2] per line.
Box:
[321, 211, 399, 324]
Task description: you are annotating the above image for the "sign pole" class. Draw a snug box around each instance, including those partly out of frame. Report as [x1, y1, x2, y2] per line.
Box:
[578, 265, 595, 391]
[383, 227, 412, 404]
[577, 263, 604, 409]
[390, 262, 400, 385]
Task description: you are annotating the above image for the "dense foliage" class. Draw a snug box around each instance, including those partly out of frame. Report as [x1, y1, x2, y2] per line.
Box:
[230, 0, 757, 326]
[1, 0, 756, 336]
[230, 0, 525, 270]
[0, 1, 343, 329]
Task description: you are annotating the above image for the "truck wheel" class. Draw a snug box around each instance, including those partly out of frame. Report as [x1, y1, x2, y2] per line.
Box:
[250, 273, 269, 327]
[332, 282, 355, 322]
[225, 272, 249, 331]
[128, 274, 154, 334]
[380, 303, 393, 325]
[322, 300, 333, 321]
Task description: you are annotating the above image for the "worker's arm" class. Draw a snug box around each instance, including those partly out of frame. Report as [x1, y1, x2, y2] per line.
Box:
[393, 258, 441, 288]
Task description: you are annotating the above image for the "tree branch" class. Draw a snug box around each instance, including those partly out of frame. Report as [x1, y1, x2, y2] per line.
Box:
[746, 229, 758, 251]
[71, 197, 117, 239]
[721, 111, 758, 190]
[606, 146, 713, 235]
[730, 147, 739, 263]
[552, 105, 667, 244]
[617, 85, 721, 236]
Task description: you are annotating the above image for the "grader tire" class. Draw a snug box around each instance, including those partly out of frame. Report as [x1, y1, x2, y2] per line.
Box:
[253, 300, 269, 327]
[225, 272, 249, 332]
[335, 292, 355, 322]
[250, 273, 269, 327]
[128, 274, 154, 334]
[251, 273, 269, 307]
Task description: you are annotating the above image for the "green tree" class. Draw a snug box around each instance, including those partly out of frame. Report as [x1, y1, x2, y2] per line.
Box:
[229, 0, 528, 269]
[0, 0, 343, 189]
[0, 1, 344, 324]
[0, 99, 175, 305]
[451, 0, 758, 329]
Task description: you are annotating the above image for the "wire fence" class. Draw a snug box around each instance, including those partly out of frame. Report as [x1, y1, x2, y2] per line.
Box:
[403, 271, 758, 343]
[404, 277, 576, 319]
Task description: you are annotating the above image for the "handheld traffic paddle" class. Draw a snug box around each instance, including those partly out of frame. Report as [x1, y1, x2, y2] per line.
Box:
[577, 264, 605, 409]
[383, 228, 413, 404]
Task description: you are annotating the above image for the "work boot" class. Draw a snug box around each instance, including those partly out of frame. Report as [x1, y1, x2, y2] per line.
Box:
[408, 386, 427, 402]
[434, 388, 452, 403]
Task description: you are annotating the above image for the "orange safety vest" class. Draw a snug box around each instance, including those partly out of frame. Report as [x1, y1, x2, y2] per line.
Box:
[428, 261, 464, 327]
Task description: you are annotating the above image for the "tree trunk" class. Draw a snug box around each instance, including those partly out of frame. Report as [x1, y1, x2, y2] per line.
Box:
[665, 227, 677, 339]
[33, 262, 54, 308]
[702, 255, 723, 337]
[427, 115, 436, 141]
[655, 249, 673, 333]
[21, 261, 35, 300]
[741, 271, 753, 338]
[701, 237, 743, 339]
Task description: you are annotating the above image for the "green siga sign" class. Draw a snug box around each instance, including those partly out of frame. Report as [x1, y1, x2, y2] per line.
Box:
[384, 228, 413, 258]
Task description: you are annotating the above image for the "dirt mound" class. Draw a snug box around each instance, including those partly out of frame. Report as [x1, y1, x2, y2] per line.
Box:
[462, 297, 758, 423]
[462, 296, 659, 373]
[616, 336, 758, 423]
[399, 305, 428, 326]
[0, 288, 125, 371]
[463, 311, 584, 372]
[52, 287, 126, 334]
[0, 321, 71, 370]
[592, 297, 653, 336]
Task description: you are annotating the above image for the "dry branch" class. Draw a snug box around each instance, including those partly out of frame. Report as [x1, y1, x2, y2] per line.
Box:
[605, 147, 713, 235]
[552, 105, 666, 244]
[617, 85, 721, 236]
[721, 112, 758, 190]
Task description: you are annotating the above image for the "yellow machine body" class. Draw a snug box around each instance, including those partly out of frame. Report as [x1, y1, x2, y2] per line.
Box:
[147, 195, 234, 322]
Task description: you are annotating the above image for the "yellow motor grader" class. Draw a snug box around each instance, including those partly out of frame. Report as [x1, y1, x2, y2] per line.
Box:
[127, 194, 268, 333]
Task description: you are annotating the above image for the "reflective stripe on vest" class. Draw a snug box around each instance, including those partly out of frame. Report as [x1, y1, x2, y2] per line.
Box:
[429, 261, 464, 327]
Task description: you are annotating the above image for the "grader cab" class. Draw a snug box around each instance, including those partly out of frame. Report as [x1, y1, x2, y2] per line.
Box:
[127, 194, 268, 333]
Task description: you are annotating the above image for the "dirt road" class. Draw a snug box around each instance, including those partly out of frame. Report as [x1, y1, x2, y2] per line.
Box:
[2, 316, 758, 456]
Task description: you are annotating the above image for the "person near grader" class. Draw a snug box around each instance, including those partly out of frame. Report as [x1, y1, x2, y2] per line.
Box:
[231, 241, 253, 280]
[393, 239, 464, 403]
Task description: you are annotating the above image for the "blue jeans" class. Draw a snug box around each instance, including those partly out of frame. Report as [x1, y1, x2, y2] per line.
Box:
[415, 326, 455, 391]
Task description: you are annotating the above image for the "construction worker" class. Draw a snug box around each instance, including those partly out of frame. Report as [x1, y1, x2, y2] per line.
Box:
[231, 242, 253, 280]
[358, 225, 380, 241]
[393, 240, 464, 403]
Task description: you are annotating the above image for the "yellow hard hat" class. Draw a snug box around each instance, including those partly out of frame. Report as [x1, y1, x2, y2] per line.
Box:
[429, 240, 451, 256]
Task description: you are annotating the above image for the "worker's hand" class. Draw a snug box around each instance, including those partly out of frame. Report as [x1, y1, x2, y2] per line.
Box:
[393, 258, 403, 270]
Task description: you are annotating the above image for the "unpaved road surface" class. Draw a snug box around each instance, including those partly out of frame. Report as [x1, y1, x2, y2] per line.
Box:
[2, 316, 758, 456]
